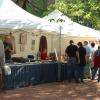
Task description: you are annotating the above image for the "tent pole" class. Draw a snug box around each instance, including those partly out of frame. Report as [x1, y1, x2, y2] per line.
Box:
[51, 35, 52, 53]
[59, 26, 62, 61]
[58, 26, 62, 81]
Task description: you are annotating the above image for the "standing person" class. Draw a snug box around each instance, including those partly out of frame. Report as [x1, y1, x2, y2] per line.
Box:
[40, 48, 48, 60]
[0, 40, 5, 90]
[77, 42, 86, 82]
[3, 35, 13, 63]
[89, 42, 96, 79]
[92, 46, 100, 82]
[83, 41, 91, 78]
[90, 42, 96, 59]
[65, 40, 79, 83]
[0, 40, 5, 66]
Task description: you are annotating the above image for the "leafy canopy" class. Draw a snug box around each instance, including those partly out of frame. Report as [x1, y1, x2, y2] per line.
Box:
[43, 0, 100, 30]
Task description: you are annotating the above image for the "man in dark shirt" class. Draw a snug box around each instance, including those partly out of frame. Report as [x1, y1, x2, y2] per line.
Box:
[77, 42, 86, 82]
[65, 40, 79, 83]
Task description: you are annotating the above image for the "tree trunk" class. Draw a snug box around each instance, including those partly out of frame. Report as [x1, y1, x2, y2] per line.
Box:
[42, 0, 47, 10]
[22, 0, 28, 10]
[16, 0, 20, 4]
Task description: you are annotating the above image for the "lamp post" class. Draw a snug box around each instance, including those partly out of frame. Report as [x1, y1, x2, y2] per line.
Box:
[49, 18, 65, 60]
[59, 26, 62, 61]
[57, 18, 65, 61]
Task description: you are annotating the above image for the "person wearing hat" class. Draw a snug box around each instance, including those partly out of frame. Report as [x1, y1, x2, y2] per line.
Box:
[65, 40, 80, 83]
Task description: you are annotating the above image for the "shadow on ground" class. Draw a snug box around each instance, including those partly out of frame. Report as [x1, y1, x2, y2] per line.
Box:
[0, 79, 100, 100]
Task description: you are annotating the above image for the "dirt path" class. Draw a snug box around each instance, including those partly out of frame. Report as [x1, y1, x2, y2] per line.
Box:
[0, 79, 100, 100]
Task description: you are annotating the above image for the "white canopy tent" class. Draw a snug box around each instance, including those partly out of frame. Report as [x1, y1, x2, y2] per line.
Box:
[43, 10, 100, 55]
[0, 0, 59, 34]
[43, 9, 100, 38]
[0, 0, 60, 57]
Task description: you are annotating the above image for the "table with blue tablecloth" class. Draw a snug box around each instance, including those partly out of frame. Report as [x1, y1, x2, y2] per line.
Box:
[4, 62, 68, 90]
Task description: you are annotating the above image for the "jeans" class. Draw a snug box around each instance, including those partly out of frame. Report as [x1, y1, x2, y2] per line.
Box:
[78, 66, 84, 81]
[92, 67, 100, 82]
[67, 57, 79, 82]
[92, 68, 98, 80]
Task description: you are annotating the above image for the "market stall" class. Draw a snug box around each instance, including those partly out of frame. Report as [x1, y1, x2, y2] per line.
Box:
[0, 0, 59, 58]
[43, 9, 100, 54]
[0, 0, 62, 90]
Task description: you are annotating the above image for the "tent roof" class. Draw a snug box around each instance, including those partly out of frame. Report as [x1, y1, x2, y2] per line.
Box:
[44, 9, 100, 38]
[0, 0, 59, 33]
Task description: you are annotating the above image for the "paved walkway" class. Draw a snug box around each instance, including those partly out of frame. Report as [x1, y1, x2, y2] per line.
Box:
[0, 79, 100, 100]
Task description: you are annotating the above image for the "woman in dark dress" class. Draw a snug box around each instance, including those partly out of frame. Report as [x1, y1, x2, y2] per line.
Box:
[77, 42, 86, 82]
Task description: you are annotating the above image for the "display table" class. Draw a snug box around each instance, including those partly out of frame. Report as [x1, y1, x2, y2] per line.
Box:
[4, 62, 59, 90]
[4, 62, 68, 90]
[60, 63, 67, 81]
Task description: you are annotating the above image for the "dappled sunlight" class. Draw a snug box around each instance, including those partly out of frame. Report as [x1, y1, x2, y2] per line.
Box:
[0, 80, 100, 99]
[71, 94, 78, 97]
[86, 94, 94, 97]
[93, 97, 100, 100]
[4, 94, 22, 99]
[4, 93, 22, 98]
[38, 92, 51, 95]
[97, 89, 100, 92]
[67, 90, 75, 95]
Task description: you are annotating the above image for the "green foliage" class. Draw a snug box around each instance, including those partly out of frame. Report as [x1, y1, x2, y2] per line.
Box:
[43, 0, 100, 30]
[12, 0, 47, 17]
[12, 0, 100, 29]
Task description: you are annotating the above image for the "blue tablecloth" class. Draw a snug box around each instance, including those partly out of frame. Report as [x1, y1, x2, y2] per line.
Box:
[60, 63, 67, 80]
[4, 62, 90, 90]
[4, 62, 59, 90]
